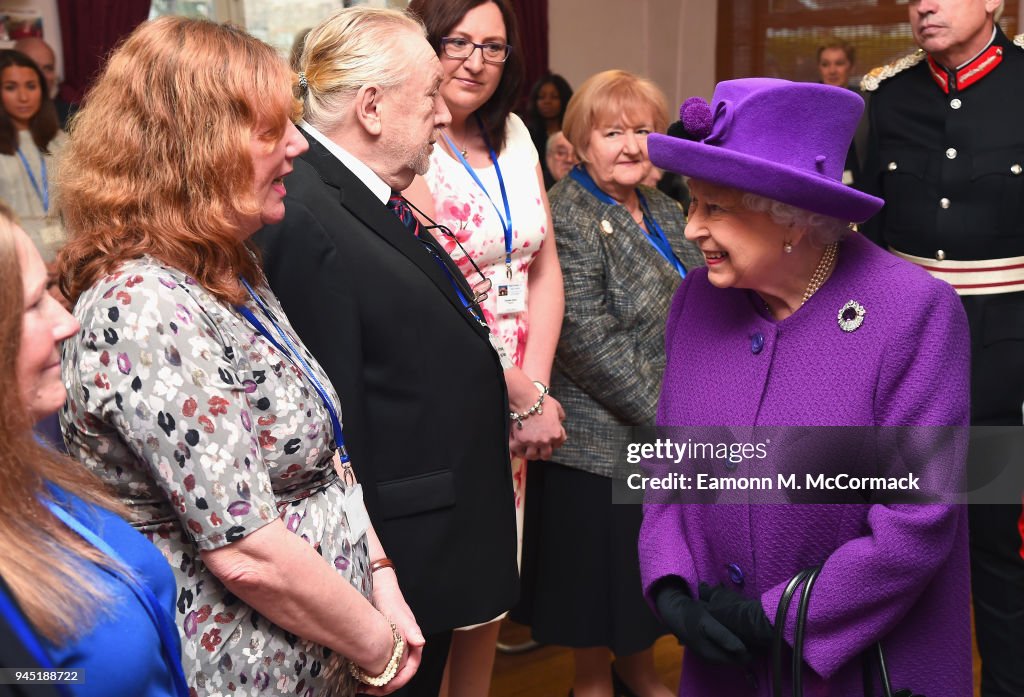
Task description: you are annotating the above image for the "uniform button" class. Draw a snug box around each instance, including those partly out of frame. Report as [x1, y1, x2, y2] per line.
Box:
[750, 332, 764, 355]
[936, 249, 947, 261]
[946, 148, 958, 159]
[727, 563, 745, 587]
[950, 98, 962, 109]
[887, 161, 898, 171]
[940, 197, 950, 209]
[1012, 164, 1023, 175]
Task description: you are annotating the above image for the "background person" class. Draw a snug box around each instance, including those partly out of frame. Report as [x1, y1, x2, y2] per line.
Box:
[0, 201, 188, 697]
[10, 38, 72, 129]
[0, 49, 65, 266]
[254, 8, 520, 697]
[544, 130, 576, 187]
[518, 69, 702, 697]
[525, 73, 573, 188]
[815, 38, 859, 185]
[816, 38, 855, 88]
[641, 78, 972, 696]
[57, 17, 416, 696]
[404, 1, 567, 693]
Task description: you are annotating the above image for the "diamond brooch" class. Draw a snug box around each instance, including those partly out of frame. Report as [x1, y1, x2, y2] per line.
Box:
[837, 300, 866, 332]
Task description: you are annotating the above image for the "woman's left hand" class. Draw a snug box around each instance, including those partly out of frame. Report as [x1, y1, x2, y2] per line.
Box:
[364, 566, 425, 694]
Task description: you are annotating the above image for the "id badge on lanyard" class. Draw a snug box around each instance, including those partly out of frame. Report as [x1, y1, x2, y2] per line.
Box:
[443, 115, 523, 314]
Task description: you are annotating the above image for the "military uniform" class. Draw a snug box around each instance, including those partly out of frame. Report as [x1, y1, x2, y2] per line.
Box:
[859, 26, 1024, 697]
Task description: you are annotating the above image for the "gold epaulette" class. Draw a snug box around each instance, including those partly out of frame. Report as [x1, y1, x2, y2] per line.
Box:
[860, 49, 926, 92]
[1014, 33, 1024, 50]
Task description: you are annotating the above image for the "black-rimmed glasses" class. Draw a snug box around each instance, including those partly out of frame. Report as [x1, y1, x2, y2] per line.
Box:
[441, 37, 511, 64]
[421, 223, 493, 308]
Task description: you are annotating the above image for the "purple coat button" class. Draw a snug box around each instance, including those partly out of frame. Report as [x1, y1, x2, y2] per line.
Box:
[727, 563, 745, 586]
[751, 333, 765, 354]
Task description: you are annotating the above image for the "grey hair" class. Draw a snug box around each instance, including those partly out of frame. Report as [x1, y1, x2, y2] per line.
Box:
[299, 7, 426, 134]
[740, 191, 850, 246]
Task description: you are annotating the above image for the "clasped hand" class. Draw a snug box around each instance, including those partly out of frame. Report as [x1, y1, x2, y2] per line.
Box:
[653, 576, 773, 665]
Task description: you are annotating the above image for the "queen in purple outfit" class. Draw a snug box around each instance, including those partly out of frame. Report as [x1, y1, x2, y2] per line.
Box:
[639, 79, 973, 696]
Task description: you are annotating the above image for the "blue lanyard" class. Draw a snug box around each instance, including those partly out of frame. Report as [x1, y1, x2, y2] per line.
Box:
[442, 115, 514, 278]
[43, 495, 191, 697]
[235, 279, 349, 463]
[16, 148, 49, 213]
[569, 165, 687, 279]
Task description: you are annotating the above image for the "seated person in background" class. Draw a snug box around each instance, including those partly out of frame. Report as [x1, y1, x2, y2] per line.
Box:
[0, 201, 188, 697]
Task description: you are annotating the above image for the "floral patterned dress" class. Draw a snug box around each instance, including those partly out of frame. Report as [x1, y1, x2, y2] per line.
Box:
[423, 113, 549, 559]
[60, 257, 371, 697]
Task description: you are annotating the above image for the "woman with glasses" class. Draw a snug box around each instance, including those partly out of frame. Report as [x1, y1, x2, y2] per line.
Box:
[405, 1, 566, 695]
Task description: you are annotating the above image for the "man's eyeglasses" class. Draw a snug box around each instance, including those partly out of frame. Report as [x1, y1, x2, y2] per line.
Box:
[421, 224, 492, 308]
[441, 37, 511, 64]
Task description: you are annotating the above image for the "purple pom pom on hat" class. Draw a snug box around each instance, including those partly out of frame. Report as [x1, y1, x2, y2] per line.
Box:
[680, 97, 713, 141]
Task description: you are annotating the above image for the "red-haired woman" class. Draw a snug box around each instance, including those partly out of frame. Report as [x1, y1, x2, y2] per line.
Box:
[58, 17, 419, 696]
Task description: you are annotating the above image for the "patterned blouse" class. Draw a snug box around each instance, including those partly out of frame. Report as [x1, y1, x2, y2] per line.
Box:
[61, 257, 370, 697]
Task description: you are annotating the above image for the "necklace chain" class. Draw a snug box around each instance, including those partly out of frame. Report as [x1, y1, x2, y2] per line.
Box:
[801, 242, 838, 306]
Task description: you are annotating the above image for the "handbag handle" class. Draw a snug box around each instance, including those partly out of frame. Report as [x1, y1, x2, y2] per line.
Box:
[773, 566, 910, 697]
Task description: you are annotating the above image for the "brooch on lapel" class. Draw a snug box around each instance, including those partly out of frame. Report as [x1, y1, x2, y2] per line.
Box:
[600, 219, 614, 235]
[837, 300, 866, 332]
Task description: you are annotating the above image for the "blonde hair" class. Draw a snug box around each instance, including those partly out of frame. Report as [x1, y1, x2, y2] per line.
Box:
[56, 17, 299, 306]
[0, 203, 127, 644]
[562, 69, 669, 166]
[300, 7, 426, 134]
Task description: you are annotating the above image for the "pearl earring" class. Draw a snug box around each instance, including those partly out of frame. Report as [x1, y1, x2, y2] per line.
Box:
[783, 242, 793, 254]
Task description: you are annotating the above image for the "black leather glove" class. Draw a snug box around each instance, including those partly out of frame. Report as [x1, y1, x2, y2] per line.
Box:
[699, 582, 775, 651]
[652, 576, 752, 665]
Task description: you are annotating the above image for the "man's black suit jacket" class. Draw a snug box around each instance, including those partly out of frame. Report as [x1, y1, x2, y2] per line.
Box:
[253, 133, 519, 633]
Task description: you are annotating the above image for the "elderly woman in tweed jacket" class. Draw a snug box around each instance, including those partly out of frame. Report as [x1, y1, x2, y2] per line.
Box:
[516, 70, 702, 697]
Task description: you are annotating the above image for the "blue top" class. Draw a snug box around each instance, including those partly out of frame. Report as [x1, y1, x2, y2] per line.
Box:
[42, 488, 182, 697]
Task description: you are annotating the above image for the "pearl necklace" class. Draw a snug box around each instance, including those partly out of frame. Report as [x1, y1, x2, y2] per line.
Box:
[800, 242, 838, 306]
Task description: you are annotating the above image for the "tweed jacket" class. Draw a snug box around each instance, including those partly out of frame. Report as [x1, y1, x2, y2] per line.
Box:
[548, 174, 703, 477]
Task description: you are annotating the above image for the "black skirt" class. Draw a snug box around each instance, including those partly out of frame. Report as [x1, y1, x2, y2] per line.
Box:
[514, 460, 668, 655]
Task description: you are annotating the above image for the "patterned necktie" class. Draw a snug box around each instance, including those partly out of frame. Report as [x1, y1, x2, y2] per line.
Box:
[387, 192, 421, 237]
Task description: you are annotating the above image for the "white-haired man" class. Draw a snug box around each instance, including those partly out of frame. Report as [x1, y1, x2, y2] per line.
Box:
[254, 8, 520, 697]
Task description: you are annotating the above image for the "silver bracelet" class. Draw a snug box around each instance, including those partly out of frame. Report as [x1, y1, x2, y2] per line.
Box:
[510, 381, 549, 430]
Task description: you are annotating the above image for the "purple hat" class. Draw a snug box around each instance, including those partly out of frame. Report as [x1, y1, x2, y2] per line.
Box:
[649, 78, 883, 223]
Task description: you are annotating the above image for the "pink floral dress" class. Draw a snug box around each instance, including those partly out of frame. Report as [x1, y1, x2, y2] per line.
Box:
[423, 113, 549, 556]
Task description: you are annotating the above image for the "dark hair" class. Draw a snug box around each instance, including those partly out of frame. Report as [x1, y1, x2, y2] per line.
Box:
[816, 39, 855, 66]
[407, 0, 525, 153]
[0, 50, 59, 156]
[526, 73, 572, 132]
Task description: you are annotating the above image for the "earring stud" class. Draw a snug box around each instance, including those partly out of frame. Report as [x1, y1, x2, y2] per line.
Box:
[783, 242, 793, 254]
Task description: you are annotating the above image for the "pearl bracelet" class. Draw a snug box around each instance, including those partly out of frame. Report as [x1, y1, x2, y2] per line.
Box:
[510, 381, 549, 430]
[348, 619, 405, 688]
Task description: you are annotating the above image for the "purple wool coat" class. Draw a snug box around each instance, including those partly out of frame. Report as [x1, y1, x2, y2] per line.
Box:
[640, 233, 973, 696]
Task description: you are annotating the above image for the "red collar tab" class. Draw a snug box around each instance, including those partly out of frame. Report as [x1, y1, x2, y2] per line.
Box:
[926, 45, 1004, 94]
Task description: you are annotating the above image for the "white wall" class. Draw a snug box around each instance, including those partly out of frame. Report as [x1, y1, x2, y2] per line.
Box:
[549, 0, 717, 113]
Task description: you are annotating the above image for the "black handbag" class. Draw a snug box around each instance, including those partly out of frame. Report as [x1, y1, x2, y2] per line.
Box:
[771, 566, 924, 697]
